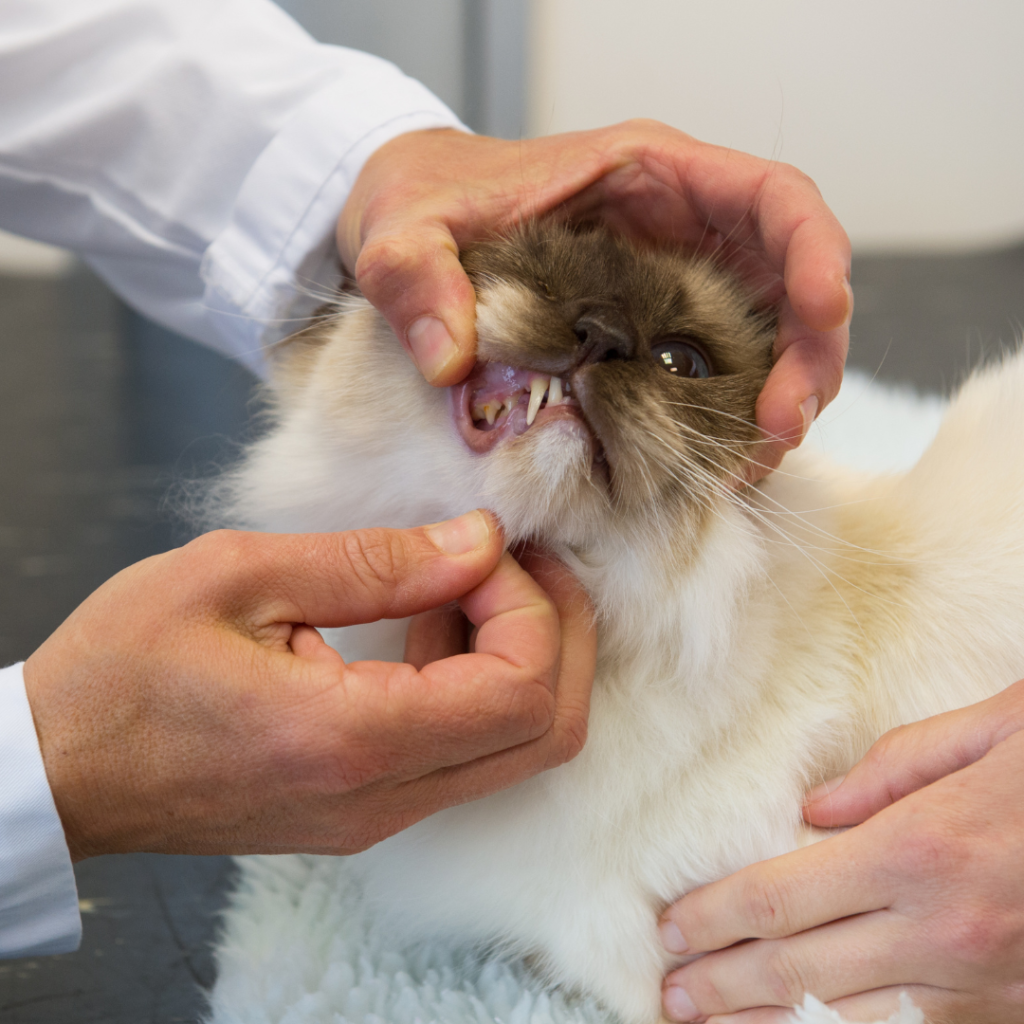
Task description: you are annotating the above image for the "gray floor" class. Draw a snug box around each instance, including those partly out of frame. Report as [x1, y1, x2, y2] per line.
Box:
[0, 244, 1022, 1023]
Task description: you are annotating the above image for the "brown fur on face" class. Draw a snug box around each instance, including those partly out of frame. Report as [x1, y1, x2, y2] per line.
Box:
[463, 223, 775, 515]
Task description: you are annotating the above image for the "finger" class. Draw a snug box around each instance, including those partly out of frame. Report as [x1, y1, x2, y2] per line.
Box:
[354, 219, 478, 385]
[312, 551, 565, 782]
[660, 827, 894, 955]
[705, 1008, 797, 1024]
[404, 602, 470, 669]
[780, 214, 853, 335]
[664, 910, 936, 1020]
[185, 510, 503, 635]
[754, 296, 848, 458]
[509, 544, 596, 763]
[387, 547, 596, 806]
[572, 127, 851, 331]
[287, 623, 343, 667]
[691, 154, 852, 335]
[804, 678, 1024, 827]
[456, 551, 560, 668]
[701, 985, 927, 1024]
[803, 986, 947, 1024]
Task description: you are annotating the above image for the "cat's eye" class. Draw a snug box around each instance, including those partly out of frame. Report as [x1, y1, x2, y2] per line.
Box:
[651, 339, 713, 378]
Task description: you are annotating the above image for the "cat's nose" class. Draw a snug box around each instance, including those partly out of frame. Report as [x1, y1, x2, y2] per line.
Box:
[573, 317, 635, 364]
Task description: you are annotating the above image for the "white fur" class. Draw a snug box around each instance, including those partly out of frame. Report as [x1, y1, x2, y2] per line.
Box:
[207, 300, 1022, 1024]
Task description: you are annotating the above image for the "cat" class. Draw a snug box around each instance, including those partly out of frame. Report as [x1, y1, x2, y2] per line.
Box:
[209, 222, 1024, 1024]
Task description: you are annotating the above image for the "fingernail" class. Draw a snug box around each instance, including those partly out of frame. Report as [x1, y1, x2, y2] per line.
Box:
[842, 278, 855, 326]
[799, 394, 819, 442]
[425, 510, 492, 555]
[659, 919, 689, 954]
[663, 985, 699, 1022]
[407, 316, 457, 382]
[805, 773, 847, 804]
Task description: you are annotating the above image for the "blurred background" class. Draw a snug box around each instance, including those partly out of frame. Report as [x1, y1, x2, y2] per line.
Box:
[1, 1, 1022, 1020]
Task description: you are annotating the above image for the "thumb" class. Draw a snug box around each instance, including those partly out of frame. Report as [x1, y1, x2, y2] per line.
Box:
[352, 219, 478, 386]
[193, 510, 505, 637]
[804, 679, 1024, 827]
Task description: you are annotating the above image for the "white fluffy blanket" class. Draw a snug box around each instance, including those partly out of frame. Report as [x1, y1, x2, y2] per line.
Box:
[206, 372, 943, 1024]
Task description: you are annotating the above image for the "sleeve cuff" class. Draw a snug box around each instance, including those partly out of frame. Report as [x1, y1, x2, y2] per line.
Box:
[200, 45, 469, 377]
[0, 662, 80, 958]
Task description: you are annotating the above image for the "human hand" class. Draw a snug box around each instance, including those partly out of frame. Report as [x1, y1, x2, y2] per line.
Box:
[22, 511, 594, 861]
[337, 123, 852, 476]
[658, 681, 1024, 1023]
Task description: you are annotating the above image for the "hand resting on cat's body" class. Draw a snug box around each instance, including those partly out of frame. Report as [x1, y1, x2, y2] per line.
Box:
[211, 224, 1023, 1024]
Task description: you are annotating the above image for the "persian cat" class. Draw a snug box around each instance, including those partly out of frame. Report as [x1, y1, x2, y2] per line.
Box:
[212, 223, 1023, 1023]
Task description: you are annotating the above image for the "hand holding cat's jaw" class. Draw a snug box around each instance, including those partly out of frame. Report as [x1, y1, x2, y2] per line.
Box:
[21, 513, 595, 861]
[659, 684, 1024, 1023]
[337, 123, 851, 428]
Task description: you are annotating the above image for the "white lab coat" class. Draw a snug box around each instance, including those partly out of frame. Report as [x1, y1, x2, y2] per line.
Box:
[0, 0, 465, 958]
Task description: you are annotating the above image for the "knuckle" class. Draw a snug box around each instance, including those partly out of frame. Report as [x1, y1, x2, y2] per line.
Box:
[512, 681, 556, 740]
[355, 235, 421, 304]
[935, 908, 1008, 966]
[867, 725, 906, 766]
[542, 713, 587, 770]
[620, 116, 665, 135]
[556, 708, 588, 763]
[762, 945, 810, 1005]
[775, 161, 822, 198]
[178, 529, 262, 597]
[185, 528, 250, 567]
[892, 823, 963, 882]
[340, 528, 405, 595]
[742, 874, 793, 937]
[685, 971, 731, 1017]
[863, 727, 902, 775]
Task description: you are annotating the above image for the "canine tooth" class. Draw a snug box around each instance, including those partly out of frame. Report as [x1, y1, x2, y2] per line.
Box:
[527, 377, 548, 426]
[485, 402, 498, 425]
[548, 377, 563, 405]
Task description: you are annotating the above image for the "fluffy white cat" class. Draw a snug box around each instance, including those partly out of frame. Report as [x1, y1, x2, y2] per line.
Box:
[211, 224, 1022, 1024]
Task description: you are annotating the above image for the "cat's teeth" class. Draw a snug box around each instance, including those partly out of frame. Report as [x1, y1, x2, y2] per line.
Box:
[502, 397, 516, 417]
[548, 377, 563, 405]
[527, 377, 548, 426]
[471, 400, 503, 425]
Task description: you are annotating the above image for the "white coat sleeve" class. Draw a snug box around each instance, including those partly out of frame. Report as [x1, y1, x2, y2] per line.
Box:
[0, 0, 467, 961]
[0, 663, 80, 958]
[0, 0, 468, 377]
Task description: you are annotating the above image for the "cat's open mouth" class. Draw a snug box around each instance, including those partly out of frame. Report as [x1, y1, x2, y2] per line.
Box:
[451, 361, 604, 464]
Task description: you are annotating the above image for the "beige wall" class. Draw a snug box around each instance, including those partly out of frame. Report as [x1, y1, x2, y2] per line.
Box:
[528, 0, 1024, 250]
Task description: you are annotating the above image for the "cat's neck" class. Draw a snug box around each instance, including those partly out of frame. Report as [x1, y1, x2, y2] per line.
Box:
[558, 495, 769, 685]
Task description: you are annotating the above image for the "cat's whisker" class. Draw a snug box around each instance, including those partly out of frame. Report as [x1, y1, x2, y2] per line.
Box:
[645, 438, 908, 625]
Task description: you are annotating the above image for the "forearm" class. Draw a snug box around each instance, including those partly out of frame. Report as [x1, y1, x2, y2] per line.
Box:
[0, 0, 466, 374]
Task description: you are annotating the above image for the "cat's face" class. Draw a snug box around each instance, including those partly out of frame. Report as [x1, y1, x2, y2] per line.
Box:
[447, 225, 775, 549]
[269, 224, 775, 555]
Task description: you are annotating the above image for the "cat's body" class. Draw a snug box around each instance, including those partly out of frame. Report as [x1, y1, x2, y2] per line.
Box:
[214, 225, 1024, 1023]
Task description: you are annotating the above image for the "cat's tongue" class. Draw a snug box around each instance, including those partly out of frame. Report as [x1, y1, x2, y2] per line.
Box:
[451, 361, 586, 454]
